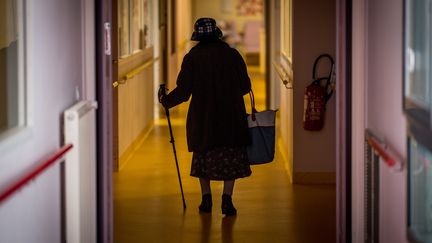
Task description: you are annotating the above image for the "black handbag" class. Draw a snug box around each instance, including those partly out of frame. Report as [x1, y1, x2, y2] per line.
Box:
[246, 91, 277, 165]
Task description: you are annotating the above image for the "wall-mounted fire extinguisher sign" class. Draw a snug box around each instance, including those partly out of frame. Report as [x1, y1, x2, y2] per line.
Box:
[303, 54, 335, 131]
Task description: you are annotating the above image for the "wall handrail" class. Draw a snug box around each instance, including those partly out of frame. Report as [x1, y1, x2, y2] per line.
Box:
[273, 61, 293, 89]
[365, 129, 403, 171]
[0, 144, 73, 204]
[113, 57, 160, 88]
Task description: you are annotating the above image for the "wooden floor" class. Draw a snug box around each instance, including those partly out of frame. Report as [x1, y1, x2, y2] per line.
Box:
[114, 68, 336, 243]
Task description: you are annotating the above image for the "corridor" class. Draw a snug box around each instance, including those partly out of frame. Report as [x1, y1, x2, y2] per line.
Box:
[114, 69, 336, 243]
[1, 0, 427, 242]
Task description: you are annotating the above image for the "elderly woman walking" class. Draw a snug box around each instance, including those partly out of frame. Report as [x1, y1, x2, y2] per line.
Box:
[159, 17, 252, 216]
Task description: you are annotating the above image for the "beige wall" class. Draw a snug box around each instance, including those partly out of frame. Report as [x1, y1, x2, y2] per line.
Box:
[167, 0, 193, 90]
[293, 0, 336, 172]
[111, 0, 192, 161]
[192, 0, 263, 33]
[177, 0, 193, 50]
[117, 49, 155, 159]
[267, 0, 336, 184]
[176, 0, 193, 70]
[291, 0, 336, 181]
[166, 0, 182, 89]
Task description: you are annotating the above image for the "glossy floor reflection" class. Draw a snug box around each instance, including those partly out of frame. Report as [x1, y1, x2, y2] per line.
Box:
[114, 69, 336, 243]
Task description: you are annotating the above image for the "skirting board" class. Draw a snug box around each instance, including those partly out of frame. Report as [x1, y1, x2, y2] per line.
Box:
[118, 121, 154, 171]
[293, 172, 335, 185]
[277, 137, 335, 185]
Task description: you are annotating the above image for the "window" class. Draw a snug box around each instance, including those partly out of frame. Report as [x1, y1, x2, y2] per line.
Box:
[405, 0, 432, 126]
[408, 138, 432, 242]
[0, 0, 26, 139]
[118, 0, 154, 58]
[405, 0, 432, 242]
[118, 0, 130, 57]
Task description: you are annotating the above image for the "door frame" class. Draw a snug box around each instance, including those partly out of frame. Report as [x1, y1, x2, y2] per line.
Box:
[336, 0, 352, 242]
[350, 0, 368, 242]
[160, 0, 168, 86]
[265, 0, 272, 109]
[96, 0, 166, 241]
[96, 0, 114, 242]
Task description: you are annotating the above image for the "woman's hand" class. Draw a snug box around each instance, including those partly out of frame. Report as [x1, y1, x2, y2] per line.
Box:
[158, 84, 168, 107]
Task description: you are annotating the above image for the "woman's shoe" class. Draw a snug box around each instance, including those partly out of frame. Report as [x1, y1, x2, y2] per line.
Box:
[221, 194, 237, 216]
[199, 194, 212, 213]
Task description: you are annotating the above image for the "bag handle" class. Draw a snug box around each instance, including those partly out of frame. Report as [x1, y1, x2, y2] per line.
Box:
[249, 90, 257, 120]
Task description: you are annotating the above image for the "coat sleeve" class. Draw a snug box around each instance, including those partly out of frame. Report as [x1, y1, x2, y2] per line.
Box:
[234, 50, 251, 95]
[162, 54, 193, 109]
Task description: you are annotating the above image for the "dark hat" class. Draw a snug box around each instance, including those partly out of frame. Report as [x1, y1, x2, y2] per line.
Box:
[191, 18, 223, 41]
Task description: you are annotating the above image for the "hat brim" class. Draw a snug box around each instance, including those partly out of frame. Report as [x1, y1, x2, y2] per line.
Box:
[191, 27, 223, 41]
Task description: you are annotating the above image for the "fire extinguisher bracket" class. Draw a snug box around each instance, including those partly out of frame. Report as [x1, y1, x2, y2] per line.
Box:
[302, 54, 335, 131]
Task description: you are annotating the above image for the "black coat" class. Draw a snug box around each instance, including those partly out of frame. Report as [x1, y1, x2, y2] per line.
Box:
[163, 39, 251, 152]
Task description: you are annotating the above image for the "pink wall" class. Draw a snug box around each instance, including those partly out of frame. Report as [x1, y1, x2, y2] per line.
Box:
[0, 0, 85, 241]
[292, 0, 336, 173]
[366, 0, 407, 242]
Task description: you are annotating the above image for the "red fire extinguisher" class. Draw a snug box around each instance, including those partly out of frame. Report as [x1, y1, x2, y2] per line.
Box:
[303, 54, 335, 131]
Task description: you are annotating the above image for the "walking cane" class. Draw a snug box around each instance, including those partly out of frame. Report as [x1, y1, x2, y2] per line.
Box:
[158, 84, 187, 210]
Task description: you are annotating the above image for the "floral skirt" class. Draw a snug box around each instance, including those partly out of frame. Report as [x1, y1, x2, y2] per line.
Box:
[190, 146, 252, 180]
